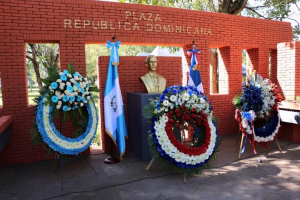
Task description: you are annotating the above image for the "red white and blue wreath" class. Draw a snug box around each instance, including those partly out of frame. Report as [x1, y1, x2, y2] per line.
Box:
[233, 73, 283, 150]
[145, 85, 219, 175]
[32, 65, 100, 155]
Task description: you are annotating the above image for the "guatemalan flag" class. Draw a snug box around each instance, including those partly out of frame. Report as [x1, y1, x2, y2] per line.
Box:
[187, 46, 204, 93]
[104, 40, 128, 159]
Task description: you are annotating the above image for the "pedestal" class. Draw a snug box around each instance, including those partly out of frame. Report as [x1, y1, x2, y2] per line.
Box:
[127, 92, 182, 161]
[127, 93, 160, 161]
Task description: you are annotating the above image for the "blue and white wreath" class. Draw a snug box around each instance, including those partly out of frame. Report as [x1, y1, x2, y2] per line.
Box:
[32, 65, 100, 155]
[234, 73, 283, 143]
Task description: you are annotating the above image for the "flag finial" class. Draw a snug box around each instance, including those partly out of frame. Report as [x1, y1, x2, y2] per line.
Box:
[111, 31, 116, 42]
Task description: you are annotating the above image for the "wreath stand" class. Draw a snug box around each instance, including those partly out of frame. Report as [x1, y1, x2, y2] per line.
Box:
[146, 129, 192, 183]
[237, 129, 282, 159]
[53, 113, 98, 191]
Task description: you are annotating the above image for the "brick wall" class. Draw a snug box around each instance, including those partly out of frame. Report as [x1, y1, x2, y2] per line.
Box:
[0, 0, 293, 164]
[277, 42, 299, 100]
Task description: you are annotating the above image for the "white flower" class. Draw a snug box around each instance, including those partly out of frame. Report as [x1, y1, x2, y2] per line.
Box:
[163, 100, 169, 107]
[58, 101, 62, 105]
[66, 82, 71, 86]
[74, 76, 79, 81]
[59, 72, 64, 75]
[165, 108, 168, 112]
[64, 90, 70, 95]
[56, 105, 61, 109]
[84, 78, 88, 81]
[182, 93, 190, 101]
[200, 98, 206, 104]
[170, 95, 177, 102]
[87, 96, 90, 100]
[49, 86, 52, 90]
[55, 91, 61, 96]
[70, 79, 75, 83]
[56, 79, 62, 83]
[80, 103, 84, 107]
[67, 74, 72, 78]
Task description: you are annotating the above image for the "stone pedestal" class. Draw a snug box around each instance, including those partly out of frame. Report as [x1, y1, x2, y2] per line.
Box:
[127, 93, 160, 161]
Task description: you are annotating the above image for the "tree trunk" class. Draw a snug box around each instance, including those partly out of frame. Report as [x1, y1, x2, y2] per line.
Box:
[27, 44, 43, 91]
[210, 50, 218, 93]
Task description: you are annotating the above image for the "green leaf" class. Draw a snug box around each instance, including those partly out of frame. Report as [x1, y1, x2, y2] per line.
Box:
[78, 107, 83, 118]
[70, 110, 78, 126]
[63, 111, 68, 122]
[41, 78, 51, 86]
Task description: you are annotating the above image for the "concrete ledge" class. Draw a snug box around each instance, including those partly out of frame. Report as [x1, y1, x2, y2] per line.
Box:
[0, 115, 13, 152]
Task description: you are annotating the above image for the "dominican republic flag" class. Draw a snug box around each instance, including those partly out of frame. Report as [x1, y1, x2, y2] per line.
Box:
[104, 40, 128, 159]
[187, 46, 204, 93]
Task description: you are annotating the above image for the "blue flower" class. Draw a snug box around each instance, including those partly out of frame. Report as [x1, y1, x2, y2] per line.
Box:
[81, 88, 85, 93]
[172, 89, 178, 95]
[82, 97, 86, 103]
[62, 95, 70, 102]
[63, 70, 69, 75]
[73, 72, 79, 77]
[242, 112, 252, 122]
[51, 82, 58, 90]
[75, 83, 80, 89]
[72, 106, 78, 110]
[60, 75, 67, 81]
[67, 85, 73, 93]
[51, 96, 59, 103]
[87, 84, 90, 88]
[63, 105, 69, 111]
[77, 96, 82, 101]
[70, 96, 75, 102]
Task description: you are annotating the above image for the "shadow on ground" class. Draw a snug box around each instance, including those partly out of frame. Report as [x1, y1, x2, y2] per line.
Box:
[0, 134, 299, 200]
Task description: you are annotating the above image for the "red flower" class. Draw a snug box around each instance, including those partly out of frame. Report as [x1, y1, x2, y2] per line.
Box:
[175, 109, 179, 113]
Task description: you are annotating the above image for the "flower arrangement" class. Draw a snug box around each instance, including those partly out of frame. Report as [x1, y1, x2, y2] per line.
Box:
[233, 73, 283, 144]
[31, 64, 100, 155]
[144, 85, 219, 177]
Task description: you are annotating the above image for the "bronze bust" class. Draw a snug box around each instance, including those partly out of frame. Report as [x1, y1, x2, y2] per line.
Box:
[140, 55, 166, 93]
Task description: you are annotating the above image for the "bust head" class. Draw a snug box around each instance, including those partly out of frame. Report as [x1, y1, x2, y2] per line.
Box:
[145, 55, 158, 72]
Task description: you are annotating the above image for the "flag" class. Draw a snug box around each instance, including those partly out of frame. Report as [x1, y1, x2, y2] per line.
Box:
[104, 40, 128, 159]
[187, 46, 204, 93]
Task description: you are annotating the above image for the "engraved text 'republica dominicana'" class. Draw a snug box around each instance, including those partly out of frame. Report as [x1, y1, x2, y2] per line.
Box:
[64, 11, 213, 35]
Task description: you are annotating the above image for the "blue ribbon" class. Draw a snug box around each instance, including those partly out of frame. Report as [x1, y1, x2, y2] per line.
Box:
[187, 45, 201, 68]
[106, 40, 121, 65]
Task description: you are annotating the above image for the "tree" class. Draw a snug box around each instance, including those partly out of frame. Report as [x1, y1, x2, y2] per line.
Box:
[26, 44, 59, 91]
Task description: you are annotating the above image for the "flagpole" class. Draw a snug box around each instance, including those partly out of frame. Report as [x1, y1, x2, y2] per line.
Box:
[104, 31, 120, 164]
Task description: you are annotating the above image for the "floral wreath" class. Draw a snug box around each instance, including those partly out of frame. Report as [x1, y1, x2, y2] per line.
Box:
[145, 85, 219, 176]
[32, 64, 100, 155]
[233, 73, 283, 148]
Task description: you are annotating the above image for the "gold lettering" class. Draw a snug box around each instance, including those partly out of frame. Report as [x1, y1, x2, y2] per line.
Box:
[119, 21, 121, 29]
[201, 28, 206, 35]
[133, 23, 139, 30]
[182, 26, 185, 33]
[176, 26, 181, 33]
[207, 28, 212, 35]
[140, 13, 147, 21]
[194, 27, 199, 34]
[92, 21, 99, 29]
[109, 21, 115, 29]
[187, 27, 191, 34]
[74, 20, 81, 28]
[83, 20, 90, 28]
[147, 23, 153, 31]
[101, 21, 107, 29]
[126, 11, 131, 19]
[154, 24, 161, 32]
[133, 12, 138, 20]
[147, 13, 153, 21]
[163, 25, 170, 32]
[154, 14, 161, 21]
[64, 19, 72, 28]
[124, 22, 131, 30]
[171, 25, 174, 32]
